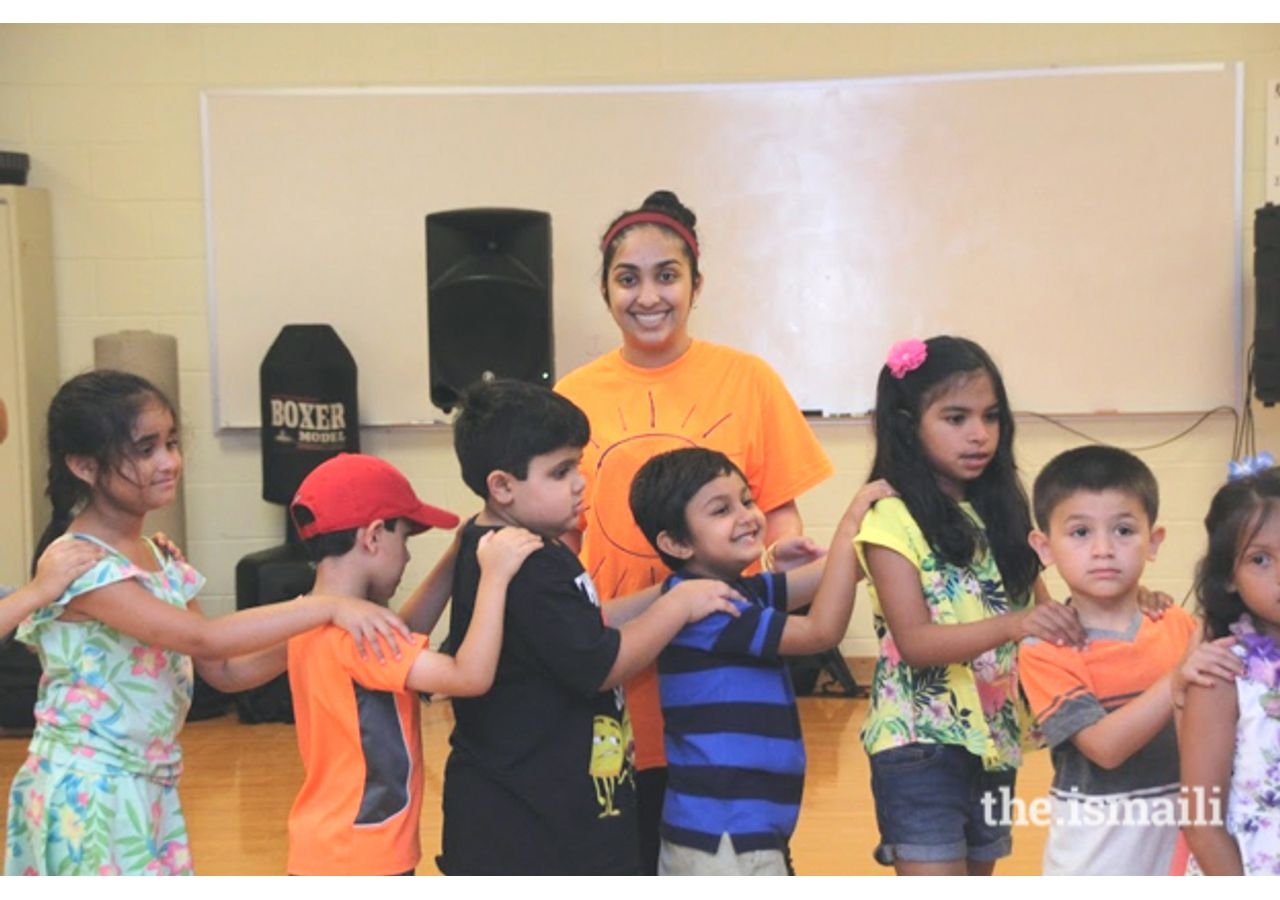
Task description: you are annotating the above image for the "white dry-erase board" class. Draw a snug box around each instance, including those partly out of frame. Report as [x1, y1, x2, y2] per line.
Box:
[202, 64, 1242, 428]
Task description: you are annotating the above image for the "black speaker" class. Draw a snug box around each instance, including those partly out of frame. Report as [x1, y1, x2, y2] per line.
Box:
[233, 543, 316, 724]
[1255, 204, 1280, 406]
[426, 208, 553, 413]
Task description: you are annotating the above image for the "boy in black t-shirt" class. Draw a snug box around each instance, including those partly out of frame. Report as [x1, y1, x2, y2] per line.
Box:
[437, 379, 741, 876]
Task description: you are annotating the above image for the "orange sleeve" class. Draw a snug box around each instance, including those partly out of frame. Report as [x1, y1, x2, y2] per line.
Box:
[1018, 638, 1093, 729]
[737, 354, 833, 514]
[329, 630, 430, 691]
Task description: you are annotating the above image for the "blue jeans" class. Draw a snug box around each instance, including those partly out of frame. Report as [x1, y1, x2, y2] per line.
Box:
[868, 742, 1015, 865]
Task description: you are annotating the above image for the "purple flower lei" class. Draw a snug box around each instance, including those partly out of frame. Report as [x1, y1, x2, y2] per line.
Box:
[1229, 614, 1280, 719]
[1228, 451, 1275, 482]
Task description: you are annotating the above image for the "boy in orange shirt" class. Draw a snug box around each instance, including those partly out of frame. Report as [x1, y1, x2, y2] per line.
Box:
[1017, 445, 1196, 875]
[284, 453, 539, 875]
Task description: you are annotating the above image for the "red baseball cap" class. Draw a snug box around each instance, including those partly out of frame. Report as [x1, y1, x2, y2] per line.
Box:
[290, 453, 459, 539]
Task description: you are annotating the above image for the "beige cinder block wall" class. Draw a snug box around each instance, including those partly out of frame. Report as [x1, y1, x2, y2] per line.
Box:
[1, 24, 1278, 654]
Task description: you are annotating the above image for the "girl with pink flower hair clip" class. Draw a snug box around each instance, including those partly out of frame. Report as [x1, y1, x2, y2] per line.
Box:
[1181, 462, 1280, 875]
[854, 335, 1092, 876]
[5, 370, 414, 876]
[884, 338, 928, 379]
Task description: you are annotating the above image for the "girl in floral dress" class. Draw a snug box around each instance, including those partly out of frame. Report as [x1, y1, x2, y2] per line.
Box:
[1181, 463, 1280, 875]
[5, 370, 411, 876]
[854, 336, 1086, 875]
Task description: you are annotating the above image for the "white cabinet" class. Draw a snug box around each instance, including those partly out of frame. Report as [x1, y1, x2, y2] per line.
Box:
[0, 186, 58, 585]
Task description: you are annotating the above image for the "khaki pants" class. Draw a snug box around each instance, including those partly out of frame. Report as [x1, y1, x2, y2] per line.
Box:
[658, 834, 787, 876]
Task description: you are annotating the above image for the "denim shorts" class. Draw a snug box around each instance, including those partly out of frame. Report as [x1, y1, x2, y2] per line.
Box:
[868, 742, 1016, 865]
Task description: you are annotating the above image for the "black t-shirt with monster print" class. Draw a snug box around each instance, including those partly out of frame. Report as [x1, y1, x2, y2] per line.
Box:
[437, 518, 639, 875]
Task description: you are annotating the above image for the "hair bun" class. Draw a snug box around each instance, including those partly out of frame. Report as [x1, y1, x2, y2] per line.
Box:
[642, 189, 696, 230]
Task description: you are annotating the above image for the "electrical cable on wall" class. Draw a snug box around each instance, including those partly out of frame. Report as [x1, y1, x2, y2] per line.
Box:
[1021, 406, 1239, 454]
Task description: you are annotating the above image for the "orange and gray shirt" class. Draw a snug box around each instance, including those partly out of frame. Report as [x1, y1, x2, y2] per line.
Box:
[286, 624, 430, 875]
[1019, 605, 1195, 799]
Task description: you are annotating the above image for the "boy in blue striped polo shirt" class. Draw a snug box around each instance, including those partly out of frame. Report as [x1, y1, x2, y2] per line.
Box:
[629, 448, 891, 875]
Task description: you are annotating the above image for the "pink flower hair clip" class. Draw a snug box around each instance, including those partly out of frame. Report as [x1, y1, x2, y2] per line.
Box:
[886, 339, 928, 379]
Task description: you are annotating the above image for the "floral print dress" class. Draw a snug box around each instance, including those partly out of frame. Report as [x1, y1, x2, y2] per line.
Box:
[854, 497, 1032, 771]
[1211, 615, 1280, 875]
[5, 534, 203, 876]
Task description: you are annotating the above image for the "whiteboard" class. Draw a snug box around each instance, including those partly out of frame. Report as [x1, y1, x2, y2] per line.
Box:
[202, 64, 1242, 428]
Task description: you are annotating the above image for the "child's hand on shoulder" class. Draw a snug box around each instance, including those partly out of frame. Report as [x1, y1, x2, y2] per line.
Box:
[323, 595, 413, 663]
[667, 579, 745, 624]
[1136, 585, 1173, 621]
[767, 536, 825, 572]
[477, 527, 543, 581]
[150, 531, 186, 562]
[32, 538, 105, 602]
[1016, 601, 1086, 649]
[838, 478, 897, 534]
[1173, 635, 1243, 709]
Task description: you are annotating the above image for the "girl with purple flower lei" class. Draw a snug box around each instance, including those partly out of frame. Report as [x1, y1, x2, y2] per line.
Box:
[1181, 459, 1280, 875]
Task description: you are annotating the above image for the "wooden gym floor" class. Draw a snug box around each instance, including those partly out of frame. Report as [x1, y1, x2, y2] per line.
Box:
[0, 668, 1054, 876]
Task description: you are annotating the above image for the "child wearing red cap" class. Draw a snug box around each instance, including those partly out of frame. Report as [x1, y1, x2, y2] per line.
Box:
[284, 452, 541, 876]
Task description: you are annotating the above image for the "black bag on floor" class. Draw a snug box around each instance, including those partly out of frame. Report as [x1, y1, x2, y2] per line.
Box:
[233, 543, 315, 724]
[0, 630, 40, 732]
[188, 673, 233, 722]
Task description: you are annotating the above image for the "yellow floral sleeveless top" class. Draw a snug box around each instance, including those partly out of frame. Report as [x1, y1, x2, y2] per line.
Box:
[854, 497, 1032, 771]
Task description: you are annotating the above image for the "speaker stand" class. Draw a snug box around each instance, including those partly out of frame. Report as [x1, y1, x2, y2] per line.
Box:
[812, 649, 867, 698]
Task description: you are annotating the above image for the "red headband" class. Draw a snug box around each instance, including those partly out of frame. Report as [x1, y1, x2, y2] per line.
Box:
[600, 211, 700, 259]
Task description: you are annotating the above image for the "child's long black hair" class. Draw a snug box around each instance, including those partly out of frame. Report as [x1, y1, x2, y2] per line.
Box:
[868, 335, 1039, 601]
[33, 369, 175, 570]
[1194, 467, 1280, 640]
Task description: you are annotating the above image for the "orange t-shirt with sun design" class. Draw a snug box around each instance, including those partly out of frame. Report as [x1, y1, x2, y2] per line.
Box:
[556, 339, 832, 769]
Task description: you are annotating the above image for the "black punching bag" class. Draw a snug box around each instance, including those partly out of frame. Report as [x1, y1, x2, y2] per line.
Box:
[236, 324, 358, 724]
[259, 324, 359, 506]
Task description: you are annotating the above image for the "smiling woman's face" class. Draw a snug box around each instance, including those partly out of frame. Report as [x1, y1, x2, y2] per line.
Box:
[603, 225, 701, 369]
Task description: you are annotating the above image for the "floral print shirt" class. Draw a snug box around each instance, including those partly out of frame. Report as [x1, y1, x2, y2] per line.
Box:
[1222, 615, 1280, 875]
[16, 534, 204, 782]
[855, 497, 1031, 771]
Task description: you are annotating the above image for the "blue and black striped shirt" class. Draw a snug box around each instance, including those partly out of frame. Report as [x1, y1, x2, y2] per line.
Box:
[658, 571, 804, 854]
